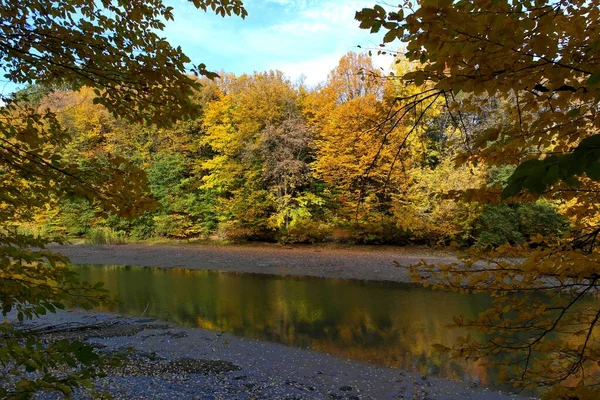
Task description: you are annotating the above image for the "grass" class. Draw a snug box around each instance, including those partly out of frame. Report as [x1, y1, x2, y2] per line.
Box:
[85, 228, 127, 245]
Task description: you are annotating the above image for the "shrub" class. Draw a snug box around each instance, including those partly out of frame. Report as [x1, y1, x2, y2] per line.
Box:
[275, 217, 332, 243]
[85, 228, 126, 245]
[518, 200, 566, 237]
[129, 215, 156, 240]
[346, 219, 412, 245]
[107, 213, 156, 240]
[16, 223, 51, 239]
[474, 200, 567, 248]
[56, 198, 97, 236]
[474, 204, 524, 248]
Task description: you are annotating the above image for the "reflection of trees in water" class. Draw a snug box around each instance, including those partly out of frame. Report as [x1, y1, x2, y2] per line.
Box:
[76, 265, 494, 384]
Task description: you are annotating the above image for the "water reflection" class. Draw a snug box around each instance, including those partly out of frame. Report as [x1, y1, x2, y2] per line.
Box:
[73, 265, 498, 386]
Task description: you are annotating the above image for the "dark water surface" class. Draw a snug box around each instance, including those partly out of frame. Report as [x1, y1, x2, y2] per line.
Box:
[73, 264, 501, 387]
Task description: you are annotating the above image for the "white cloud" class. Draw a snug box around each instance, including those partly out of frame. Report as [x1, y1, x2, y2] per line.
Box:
[274, 53, 341, 86]
[163, 0, 395, 85]
[270, 21, 330, 34]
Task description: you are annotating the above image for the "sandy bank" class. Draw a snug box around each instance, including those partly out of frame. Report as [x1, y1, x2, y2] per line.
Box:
[49, 243, 459, 283]
[21, 309, 528, 399]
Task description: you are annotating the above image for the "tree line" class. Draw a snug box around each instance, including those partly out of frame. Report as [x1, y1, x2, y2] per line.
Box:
[19, 52, 566, 248]
[3, 0, 600, 397]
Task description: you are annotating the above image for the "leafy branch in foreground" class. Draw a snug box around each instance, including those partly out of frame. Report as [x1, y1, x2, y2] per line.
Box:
[411, 241, 600, 393]
[357, 0, 600, 397]
[0, 0, 246, 397]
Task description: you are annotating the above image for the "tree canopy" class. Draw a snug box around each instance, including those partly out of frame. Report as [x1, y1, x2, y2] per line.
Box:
[0, 0, 246, 397]
[3, 0, 599, 397]
[356, 0, 600, 397]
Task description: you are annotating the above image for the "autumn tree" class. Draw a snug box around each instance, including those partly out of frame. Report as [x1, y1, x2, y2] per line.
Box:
[357, 0, 600, 397]
[0, 0, 245, 397]
[311, 52, 452, 243]
[325, 52, 383, 103]
[201, 71, 323, 241]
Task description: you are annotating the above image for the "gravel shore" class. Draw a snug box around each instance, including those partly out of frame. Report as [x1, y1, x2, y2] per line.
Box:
[35, 243, 536, 399]
[49, 243, 459, 283]
[23, 309, 529, 400]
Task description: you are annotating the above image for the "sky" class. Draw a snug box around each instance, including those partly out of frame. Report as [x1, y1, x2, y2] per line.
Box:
[1, 0, 394, 95]
[164, 0, 394, 86]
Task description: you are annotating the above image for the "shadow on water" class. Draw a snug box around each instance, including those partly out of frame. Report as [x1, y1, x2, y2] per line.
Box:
[73, 264, 512, 390]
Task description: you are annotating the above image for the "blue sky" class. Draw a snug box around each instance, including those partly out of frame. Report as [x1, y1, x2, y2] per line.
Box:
[164, 0, 392, 86]
[1, 1, 393, 95]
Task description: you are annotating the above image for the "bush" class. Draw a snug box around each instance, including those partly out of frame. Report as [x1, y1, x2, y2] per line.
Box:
[517, 200, 566, 237]
[85, 227, 126, 245]
[346, 219, 412, 245]
[129, 215, 156, 240]
[55, 198, 97, 236]
[474, 200, 566, 248]
[216, 220, 277, 242]
[275, 218, 332, 243]
[107, 213, 156, 240]
[16, 223, 51, 239]
[474, 204, 524, 248]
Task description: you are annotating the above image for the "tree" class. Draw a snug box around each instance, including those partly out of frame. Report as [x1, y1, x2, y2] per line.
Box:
[201, 71, 316, 241]
[356, 0, 600, 397]
[311, 52, 451, 243]
[0, 0, 246, 397]
[325, 52, 383, 104]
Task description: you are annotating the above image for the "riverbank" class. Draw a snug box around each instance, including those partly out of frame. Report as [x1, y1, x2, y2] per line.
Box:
[49, 243, 458, 283]
[22, 309, 527, 400]
[38, 243, 534, 399]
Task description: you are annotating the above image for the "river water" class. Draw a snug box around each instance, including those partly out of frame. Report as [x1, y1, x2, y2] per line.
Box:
[73, 264, 504, 388]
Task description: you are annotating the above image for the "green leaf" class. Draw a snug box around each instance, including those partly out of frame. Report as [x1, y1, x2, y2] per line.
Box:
[432, 343, 451, 354]
[587, 71, 600, 88]
[34, 305, 47, 315]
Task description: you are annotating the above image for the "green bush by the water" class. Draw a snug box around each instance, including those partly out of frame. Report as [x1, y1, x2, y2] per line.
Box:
[85, 228, 126, 245]
[474, 200, 566, 248]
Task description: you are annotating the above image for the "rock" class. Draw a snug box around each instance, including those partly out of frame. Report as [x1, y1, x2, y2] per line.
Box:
[169, 331, 188, 339]
[166, 358, 241, 375]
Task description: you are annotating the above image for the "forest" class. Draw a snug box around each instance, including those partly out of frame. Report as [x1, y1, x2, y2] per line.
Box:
[16, 52, 567, 248]
[2, 0, 600, 398]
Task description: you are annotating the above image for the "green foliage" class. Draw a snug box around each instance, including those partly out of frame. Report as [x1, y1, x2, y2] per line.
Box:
[55, 198, 98, 237]
[128, 214, 157, 240]
[85, 228, 127, 245]
[487, 165, 516, 188]
[503, 135, 600, 199]
[107, 213, 156, 240]
[0, 232, 114, 398]
[474, 201, 566, 248]
[0, 0, 247, 397]
[276, 218, 333, 244]
[518, 200, 566, 238]
[474, 204, 525, 248]
[348, 221, 411, 245]
[148, 153, 188, 206]
[270, 192, 333, 243]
